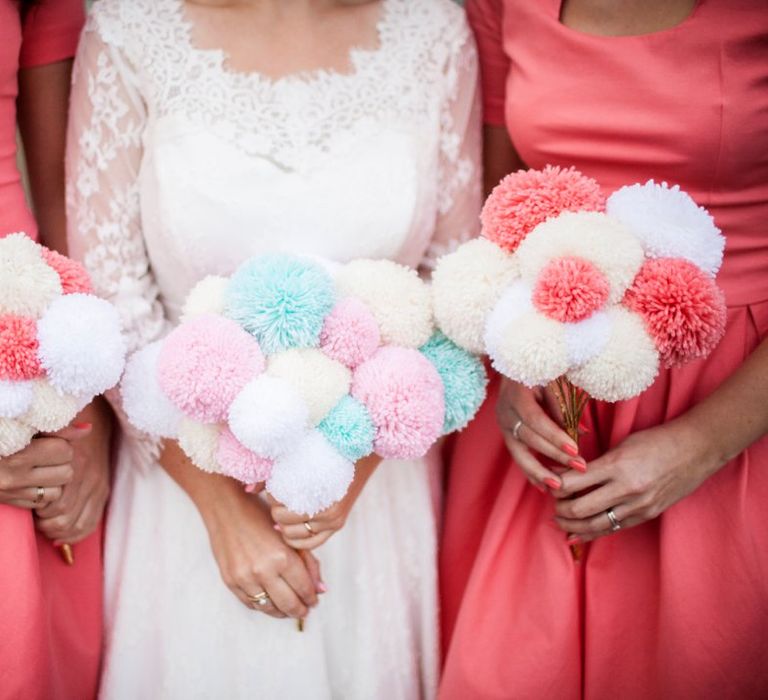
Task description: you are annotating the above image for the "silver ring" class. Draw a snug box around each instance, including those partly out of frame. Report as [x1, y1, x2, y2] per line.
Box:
[606, 508, 621, 532]
[34, 486, 45, 505]
[303, 521, 315, 535]
[512, 419, 523, 440]
[248, 591, 270, 607]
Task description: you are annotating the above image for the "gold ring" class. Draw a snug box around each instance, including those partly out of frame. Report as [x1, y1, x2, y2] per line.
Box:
[512, 419, 524, 440]
[247, 591, 270, 607]
[34, 486, 45, 505]
[303, 521, 315, 535]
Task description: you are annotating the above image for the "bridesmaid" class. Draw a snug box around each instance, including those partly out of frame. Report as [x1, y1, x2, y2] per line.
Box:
[0, 2, 111, 698]
[441, 1, 768, 698]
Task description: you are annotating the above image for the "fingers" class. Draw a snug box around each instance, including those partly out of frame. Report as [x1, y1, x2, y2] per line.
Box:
[6, 485, 63, 509]
[516, 422, 586, 471]
[502, 432, 563, 491]
[47, 422, 92, 442]
[235, 587, 285, 619]
[553, 482, 623, 521]
[555, 501, 638, 539]
[5, 463, 75, 492]
[555, 465, 611, 499]
[283, 530, 333, 551]
[266, 576, 311, 619]
[299, 550, 326, 594]
[0, 438, 74, 479]
[279, 554, 320, 610]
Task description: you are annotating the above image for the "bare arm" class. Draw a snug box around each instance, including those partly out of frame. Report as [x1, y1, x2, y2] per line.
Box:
[481, 124, 525, 196]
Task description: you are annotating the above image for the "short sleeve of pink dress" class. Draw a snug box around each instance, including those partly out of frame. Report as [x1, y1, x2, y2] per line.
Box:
[441, 1, 768, 698]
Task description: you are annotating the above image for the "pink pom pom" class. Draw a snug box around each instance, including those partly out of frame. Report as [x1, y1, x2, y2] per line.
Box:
[158, 315, 265, 423]
[0, 315, 44, 380]
[624, 258, 726, 368]
[481, 166, 604, 253]
[532, 256, 610, 323]
[319, 298, 380, 369]
[40, 248, 93, 295]
[216, 427, 273, 484]
[351, 347, 444, 460]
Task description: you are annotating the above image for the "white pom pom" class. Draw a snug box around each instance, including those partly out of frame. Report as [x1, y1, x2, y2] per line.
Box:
[228, 374, 309, 459]
[517, 211, 645, 303]
[180, 276, 229, 322]
[0, 380, 34, 419]
[0, 418, 34, 458]
[0, 233, 62, 317]
[335, 259, 433, 348]
[606, 181, 724, 276]
[432, 238, 520, 354]
[178, 418, 221, 473]
[564, 311, 612, 367]
[36, 293, 126, 397]
[267, 349, 351, 425]
[266, 430, 354, 516]
[21, 380, 79, 432]
[121, 341, 183, 439]
[568, 307, 659, 401]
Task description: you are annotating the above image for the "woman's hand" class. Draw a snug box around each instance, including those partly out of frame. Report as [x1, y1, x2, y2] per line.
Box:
[552, 418, 723, 543]
[496, 378, 586, 492]
[270, 453, 381, 550]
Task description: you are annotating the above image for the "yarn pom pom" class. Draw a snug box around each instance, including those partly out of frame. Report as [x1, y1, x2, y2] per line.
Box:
[532, 256, 610, 323]
[158, 314, 264, 423]
[121, 341, 183, 438]
[606, 181, 725, 276]
[267, 348, 351, 425]
[563, 311, 612, 368]
[432, 237, 519, 354]
[336, 259, 433, 348]
[0, 379, 34, 419]
[482, 281, 534, 348]
[319, 298, 380, 369]
[623, 258, 726, 368]
[0, 418, 34, 458]
[352, 347, 444, 460]
[481, 166, 604, 253]
[0, 314, 43, 380]
[317, 395, 375, 462]
[267, 430, 355, 516]
[36, 293, 125, 397]
[21, 380, 79, 432]
[228, 374, 309, 459]
[40, 248, 93, 295]
[568, 307, 659, 401]
[178, 418, 221, 473]
[181, 275, 229, 322]
[0, 233, 62, 317]
[225, 254, 335, 354]
[419, 332, 488, 434]
[216, 427, 273, 484]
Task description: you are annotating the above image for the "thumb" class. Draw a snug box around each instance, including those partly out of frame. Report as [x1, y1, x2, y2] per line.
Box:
[299, 550, 326, 594]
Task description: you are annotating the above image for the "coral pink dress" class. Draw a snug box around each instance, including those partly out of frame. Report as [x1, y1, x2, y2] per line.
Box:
[440, 1, 768, 698]
[0, 3, 101, 700]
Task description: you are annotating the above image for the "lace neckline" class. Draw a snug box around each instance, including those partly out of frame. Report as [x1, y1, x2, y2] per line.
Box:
[170, 0, 394, 89]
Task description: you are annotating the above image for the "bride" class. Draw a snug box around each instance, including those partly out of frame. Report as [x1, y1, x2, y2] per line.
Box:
[66, 0, 480, 697]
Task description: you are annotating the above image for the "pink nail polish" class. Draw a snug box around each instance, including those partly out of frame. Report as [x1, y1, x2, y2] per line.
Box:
[543, 477, 560, 490]
[562, 443, 579, 457]
[73, 422, 92, 430]
[273, 524, 281, 531]
[317, 582, 327, 594]
[244, 483, 256, 493]
[568, 459, 587, 473]
[566, 535, 581, 546]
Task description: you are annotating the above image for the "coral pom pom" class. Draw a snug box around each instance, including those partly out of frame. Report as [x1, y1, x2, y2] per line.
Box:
[40, 248, 93, 295]
[532, 256, 610, 323]
[0, 314, 43, 380]
[21, 380, 79, 432]
[481, 166, 604, 253]
[352, 347, 444, 460]
[0, 233, 62, 317]
[216, 428, 273, 484]
[0, 379, 34, 418]
[318, 395, 375, 462]
[419, 332, 487, 434]
[225, 254, 335, 354]
[0, 417, 34, 458]
[181, 275, 229, 322]
[158, 315, 264, 423]
[319, 298, 380, 369]
[267, 430, 355, 516]
[178, 419, 221, 473]
[624, 258, 726, 368]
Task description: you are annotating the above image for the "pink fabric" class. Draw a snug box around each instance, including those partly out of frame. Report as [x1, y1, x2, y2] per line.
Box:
[441, 1, 768, 698]
[0, 3, 99, 699]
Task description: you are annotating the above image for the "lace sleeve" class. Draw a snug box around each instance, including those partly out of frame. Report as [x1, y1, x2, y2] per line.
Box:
[422, 19, 483, 270]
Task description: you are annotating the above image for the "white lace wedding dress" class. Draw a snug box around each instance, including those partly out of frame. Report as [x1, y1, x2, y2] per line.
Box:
[66, 0, 480, 697]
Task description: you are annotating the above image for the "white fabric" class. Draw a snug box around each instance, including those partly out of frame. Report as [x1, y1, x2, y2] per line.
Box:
[66, 0, 481, 698]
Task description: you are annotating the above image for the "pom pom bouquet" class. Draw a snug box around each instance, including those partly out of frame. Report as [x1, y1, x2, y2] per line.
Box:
[122, 254, 487, 516]
[432, 166, 727, 444]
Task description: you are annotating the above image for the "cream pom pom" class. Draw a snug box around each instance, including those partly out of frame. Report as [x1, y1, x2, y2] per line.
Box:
[228, 374, 309, 459]
[0, 380, 34, 419]
[517, 211, 645, 303]
[36, 293, 126, 397]
[563, 311, 612, 368]
[121, 341, 183, 439]
[180, 276, 229, 322]
[267, 348, 351, 426]
[432, 238, 519, 354]
[21, 380, 79, 432]
[0, 233, 62, 317]
[178, 418, 221, 473]
[606, 181, 724, 276]
[0, 418, 34, 458]
[485, 308, 568, 387]
[335, 259, 433, 348]
[483, 281, 534, 352]
[568, 307, 659, 402]
[266, 430, 355, 516]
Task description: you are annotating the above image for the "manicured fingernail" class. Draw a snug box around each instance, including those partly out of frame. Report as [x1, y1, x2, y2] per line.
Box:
[244, 483, 256, 493]
[317, 582, 327, 594]
[273, 524, 281, 531]
[566, 535, 581, 546]
[73, 422, 92, 430]
[543, 477, 560, 490]
[562, 443, 579, 457]
[568, 459, 587, 473]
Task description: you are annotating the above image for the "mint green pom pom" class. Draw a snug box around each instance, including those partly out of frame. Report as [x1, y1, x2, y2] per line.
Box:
[420, 331, 488, 434]
[318, 395, 375, 462]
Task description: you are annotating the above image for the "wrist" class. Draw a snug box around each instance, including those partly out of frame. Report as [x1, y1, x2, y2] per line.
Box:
[671, 412, 728, 478]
